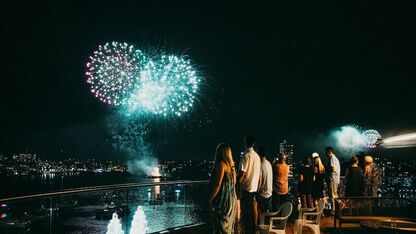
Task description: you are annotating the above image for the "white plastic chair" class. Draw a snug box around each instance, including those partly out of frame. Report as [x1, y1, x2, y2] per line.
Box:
[298, 206, 315, 220]
[258, 202, 293, 234]
[294, 199, 325, 234]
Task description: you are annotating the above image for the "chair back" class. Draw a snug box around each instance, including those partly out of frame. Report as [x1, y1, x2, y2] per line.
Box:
[315, 199, 325, 224]
[271, 202, 293, 231]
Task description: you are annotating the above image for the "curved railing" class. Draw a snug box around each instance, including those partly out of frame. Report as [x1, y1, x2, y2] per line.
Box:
[0, 180, 209, 202]
[334, 196, 416, 230]
[0, 180, 210, 234]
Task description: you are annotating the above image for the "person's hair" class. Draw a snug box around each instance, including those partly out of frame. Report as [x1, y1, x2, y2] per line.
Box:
[364, 155, 374, 176]
[214, 143, 232, 168]
[244, 135, 256, 148]
[364, 155, 373, 165]
[303, 156, 311, 166]
[313, 156, 325, 174]
[257, 145, 267, 157]
[325, 146, 334, 154]
[351, 156, 359, 165]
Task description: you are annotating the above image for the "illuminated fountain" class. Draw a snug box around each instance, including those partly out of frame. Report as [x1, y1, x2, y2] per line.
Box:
[106, 213, 124, 234]
[129, 206, 148, 234]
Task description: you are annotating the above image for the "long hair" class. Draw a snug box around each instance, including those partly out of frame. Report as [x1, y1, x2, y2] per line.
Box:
[364, 155, 374, 176]
[214, 143, 232, 168]
[313, 156, 325, 174]
[364, 155, 374, 165]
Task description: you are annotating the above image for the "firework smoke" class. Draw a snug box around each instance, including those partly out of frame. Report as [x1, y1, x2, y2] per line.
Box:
[106, 113, 157, 175]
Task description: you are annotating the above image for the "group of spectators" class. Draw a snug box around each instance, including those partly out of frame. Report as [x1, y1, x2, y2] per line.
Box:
[208, 134, 382, 234]
[297, 148, 341, 213]
[342, 155, 382, 198]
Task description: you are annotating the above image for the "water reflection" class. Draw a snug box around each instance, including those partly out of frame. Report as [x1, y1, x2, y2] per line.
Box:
[153, 178, 160, 198]
[3, 182, 207, 233]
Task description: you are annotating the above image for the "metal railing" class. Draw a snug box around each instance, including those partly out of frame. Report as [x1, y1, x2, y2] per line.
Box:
[0, 180, 210, 234]
[334, 196, 416, 228]
[0, 180, 209, 202]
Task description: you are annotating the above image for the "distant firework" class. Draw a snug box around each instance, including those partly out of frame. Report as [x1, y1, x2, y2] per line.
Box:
[127, 55, 200, 117]
[333, 125, 364, 149]
[332, 125, 382, 150]
[86, 42, 148, 106]
[362, 129, 382, 148]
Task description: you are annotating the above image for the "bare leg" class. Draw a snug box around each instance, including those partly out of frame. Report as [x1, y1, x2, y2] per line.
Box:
[253, 198, 258, 227]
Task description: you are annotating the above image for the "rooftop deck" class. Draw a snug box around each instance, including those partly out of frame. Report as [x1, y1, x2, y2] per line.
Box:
[168, 216, 406, 234]
[166, 217, 354, 234]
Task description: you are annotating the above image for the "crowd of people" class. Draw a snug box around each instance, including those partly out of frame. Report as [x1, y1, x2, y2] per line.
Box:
[208, 134, 382, 234]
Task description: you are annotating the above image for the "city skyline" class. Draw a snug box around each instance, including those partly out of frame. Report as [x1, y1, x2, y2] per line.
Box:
[1, 1, 416, 161]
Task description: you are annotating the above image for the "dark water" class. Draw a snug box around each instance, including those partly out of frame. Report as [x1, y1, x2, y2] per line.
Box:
[0, 173, 147, 198]
[0, 173, 210, 233]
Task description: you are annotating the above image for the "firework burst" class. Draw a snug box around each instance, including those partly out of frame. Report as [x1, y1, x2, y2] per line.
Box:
[332, 125, 383, 152]
[362, 129, 382, 148]
[86, 42, 202, 119]
[127, 54, 200, 117]
[86, 42, 148, 106]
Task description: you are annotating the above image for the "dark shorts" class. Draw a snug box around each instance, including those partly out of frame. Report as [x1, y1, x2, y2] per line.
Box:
[256, 195, 272, 212]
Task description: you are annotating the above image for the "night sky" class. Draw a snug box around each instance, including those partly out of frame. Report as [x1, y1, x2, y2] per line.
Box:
[1, 1, 416, 161]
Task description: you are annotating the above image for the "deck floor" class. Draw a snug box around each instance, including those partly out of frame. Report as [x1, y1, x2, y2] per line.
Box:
[168, 216, 366, 234]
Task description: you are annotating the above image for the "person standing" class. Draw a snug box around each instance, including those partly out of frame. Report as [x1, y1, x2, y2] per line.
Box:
[325, 147, 341, 215]
[237, 135, 261, 234]
[298, 156, 313, 208]
[272, 152, 289, 211]
[363, 155, 381, 197]
[256, 145, 273, 224]
[344, 156, 364, 197]
[208, 143, 237, 234]
[311, 153, 325, 207]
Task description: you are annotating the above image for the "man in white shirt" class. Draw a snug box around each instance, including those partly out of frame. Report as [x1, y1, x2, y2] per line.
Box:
[256, 145, 273, 225]
[238, 135, 261, 234]
[325, 146, 341, 215]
